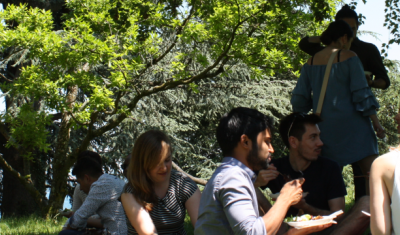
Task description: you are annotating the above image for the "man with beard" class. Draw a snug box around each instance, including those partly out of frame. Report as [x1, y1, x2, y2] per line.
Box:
[195, 108, 331, 235]
[256, 113, 370, 235]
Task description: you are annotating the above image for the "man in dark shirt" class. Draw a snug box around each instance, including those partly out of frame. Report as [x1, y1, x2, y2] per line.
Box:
[298, 4, 388, 201]
[299, 5, 390, 90]
[255, 113, 370, 235]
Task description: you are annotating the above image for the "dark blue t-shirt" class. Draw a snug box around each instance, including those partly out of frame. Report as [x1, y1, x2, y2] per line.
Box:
[263, 156, 347, 217]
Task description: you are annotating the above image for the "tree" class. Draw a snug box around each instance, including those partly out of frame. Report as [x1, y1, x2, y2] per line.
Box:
[0, 0, 336, 217]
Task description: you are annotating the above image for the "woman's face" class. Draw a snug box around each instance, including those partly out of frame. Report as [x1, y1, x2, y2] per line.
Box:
[395, 109, 400, 134]
[149, 142, 172, 184]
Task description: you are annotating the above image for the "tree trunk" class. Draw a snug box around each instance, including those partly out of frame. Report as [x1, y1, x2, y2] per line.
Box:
[46, 85, 78, 217]
[0, 136, 39, 217]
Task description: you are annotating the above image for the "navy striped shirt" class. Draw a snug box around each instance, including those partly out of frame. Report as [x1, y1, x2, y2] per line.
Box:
[124, 170, 198, 234]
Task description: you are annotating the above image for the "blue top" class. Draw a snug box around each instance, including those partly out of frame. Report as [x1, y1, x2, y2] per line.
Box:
[291, 56, 379, 166]
[194, 157, 267, 235]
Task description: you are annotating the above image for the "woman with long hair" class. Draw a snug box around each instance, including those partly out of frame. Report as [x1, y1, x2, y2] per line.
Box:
[370, 109, 400, 235]
[121, 130, 201, 234]
[291, 20, 385, 195]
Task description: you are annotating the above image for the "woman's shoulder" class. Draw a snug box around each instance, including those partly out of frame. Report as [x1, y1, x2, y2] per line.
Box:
[340, 49, 358, 62]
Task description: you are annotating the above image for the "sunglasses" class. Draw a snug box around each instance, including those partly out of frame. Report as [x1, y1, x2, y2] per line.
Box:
[287, 112, 306, 139]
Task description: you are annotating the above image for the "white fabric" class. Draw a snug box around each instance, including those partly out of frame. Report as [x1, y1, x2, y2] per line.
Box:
[391, 150, 400, 235]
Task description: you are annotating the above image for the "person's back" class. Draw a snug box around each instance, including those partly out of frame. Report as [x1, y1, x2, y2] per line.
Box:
[370, 148, 400, 235]
[87, 173, 126, 234]
[292, 20, 383, 168]
[62, 157, 127, 235]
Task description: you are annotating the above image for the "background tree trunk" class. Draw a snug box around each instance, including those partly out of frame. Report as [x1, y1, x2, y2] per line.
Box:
[0, 136, 38, 217]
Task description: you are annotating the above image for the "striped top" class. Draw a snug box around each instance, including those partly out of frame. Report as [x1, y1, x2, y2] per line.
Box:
[124, 170, 198, 234]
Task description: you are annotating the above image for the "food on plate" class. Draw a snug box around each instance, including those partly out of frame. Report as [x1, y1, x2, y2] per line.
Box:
[284, 214, 324, 223]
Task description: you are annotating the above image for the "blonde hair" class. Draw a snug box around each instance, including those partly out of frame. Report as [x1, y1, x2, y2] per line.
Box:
[127, 130, 172, 211]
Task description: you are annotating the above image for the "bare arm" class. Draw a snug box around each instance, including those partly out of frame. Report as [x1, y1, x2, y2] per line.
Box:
[370, 158, 393, 235]
[185, 188, 201, 227]
[262, 179, 304, 235]
[370, 114, 385, 139]
[121, 193, 157, 235]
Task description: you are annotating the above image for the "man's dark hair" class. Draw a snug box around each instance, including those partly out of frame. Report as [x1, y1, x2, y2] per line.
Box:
[72, 156, 103, 179]
[77, 150, 102, 165]
[320, 20, 354, 45]
[216, 107, 273, 156]
[279, 113, 322, 148]
[335, 4, 359, 25]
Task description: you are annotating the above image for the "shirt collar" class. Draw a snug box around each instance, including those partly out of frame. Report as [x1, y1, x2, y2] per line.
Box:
[222, 157, 257, 183]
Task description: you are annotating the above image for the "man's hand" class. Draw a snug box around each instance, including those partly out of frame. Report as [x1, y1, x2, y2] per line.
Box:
[254, 164, 279, 188]
[372, 121, 385, 139]
[292, 198, 308, 211]
[365, 74, 373, 86]
[278, 178, 305, 206]
[285, 223, 333, 235]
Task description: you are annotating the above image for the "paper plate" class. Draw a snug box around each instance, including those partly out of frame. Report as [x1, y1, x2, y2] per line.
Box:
[286, 216, 335, 229]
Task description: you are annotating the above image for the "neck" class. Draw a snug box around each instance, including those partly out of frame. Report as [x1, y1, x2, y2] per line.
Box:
[231, 152, 253, 171]
[326, 41, 343, 50]
[288, 150, 311, 172]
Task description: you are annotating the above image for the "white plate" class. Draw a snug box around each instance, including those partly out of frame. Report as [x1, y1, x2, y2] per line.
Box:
[286, 216, 335, 229]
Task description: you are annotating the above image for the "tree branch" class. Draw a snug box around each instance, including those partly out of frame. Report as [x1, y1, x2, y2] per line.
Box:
[172, 161, 207, 185]
[0, 153, 48, 207]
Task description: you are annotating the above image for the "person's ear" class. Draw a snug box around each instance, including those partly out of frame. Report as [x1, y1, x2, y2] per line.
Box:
[240, 134, 251, 149]
[288, 136, 299, 149]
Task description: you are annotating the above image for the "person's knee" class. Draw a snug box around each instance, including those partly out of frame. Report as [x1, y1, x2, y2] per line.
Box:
[354, 195, 370, 211]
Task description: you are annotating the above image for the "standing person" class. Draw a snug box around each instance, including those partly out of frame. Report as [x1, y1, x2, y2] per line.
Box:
[195, 107, 332, 235]
[299, 4, 390, 90]
[60, 157, 127, 235]
[298, 5, 390, 200]
[291, 20, 385, 199]
[257, 113, 370, 235]
[370, 109, 400, 235]
[120, 130, 201, 234]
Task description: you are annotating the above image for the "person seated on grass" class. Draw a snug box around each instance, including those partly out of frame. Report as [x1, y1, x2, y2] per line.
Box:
[62, 151, 103, 231]
[256, 113, 370, 235]
[195, 107, 331, 235]
[370, 109, 400, 235]
[60, 156, 127, 235]
[120, 130, 201, 234]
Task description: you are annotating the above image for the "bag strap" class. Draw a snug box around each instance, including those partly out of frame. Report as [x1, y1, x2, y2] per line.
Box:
[315, 50, 339, 116]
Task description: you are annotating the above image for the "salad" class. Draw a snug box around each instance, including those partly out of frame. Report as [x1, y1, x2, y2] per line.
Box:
[284, 214, 324, 222]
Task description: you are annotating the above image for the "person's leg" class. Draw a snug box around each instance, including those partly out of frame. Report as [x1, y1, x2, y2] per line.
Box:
[329, 196, 370, 235]
[352, 162, 366, 200]
[58, 229, 86, 235]
[357, 154, 378, 196]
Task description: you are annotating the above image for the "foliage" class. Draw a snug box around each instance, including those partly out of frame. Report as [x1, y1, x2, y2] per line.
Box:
[374, 60, 400, 154]
[0, 0, 338, 217]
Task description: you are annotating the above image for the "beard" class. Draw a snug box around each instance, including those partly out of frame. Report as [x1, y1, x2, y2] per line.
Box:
[246, 142, 269, 171]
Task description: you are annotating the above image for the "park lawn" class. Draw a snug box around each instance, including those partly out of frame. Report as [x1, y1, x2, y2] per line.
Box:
[0, 182, 356, 235]
[0, 215, 194, 235]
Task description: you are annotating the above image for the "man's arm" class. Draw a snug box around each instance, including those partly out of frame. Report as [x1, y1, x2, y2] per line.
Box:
[298, 36, 324, 56]
[68, 181, 110, 229]
[368, 44, 390, 89]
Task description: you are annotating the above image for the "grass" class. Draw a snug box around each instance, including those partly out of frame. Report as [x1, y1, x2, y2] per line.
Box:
[0, 215, 193, 235]
[0, 215, 68, 235]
